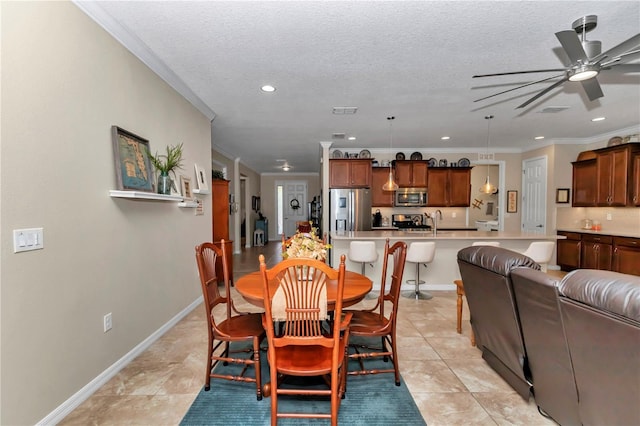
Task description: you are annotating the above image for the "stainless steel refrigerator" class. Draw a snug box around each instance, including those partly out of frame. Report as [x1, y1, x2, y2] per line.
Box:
[329, 188, 372, 233]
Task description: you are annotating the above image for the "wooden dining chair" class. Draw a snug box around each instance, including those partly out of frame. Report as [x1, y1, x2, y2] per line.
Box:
[346, 239, 408, 386]
[195, 240, 265, 400]
[259, 254, 352, 426]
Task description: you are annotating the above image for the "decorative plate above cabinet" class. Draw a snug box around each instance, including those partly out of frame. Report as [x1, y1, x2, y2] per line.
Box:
[396, 152, 405, 160]
[331, 150, 343, 159]
[410, 152, 423, 160]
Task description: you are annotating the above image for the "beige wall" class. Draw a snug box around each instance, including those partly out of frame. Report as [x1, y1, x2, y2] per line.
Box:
[1, 3, 211, 424]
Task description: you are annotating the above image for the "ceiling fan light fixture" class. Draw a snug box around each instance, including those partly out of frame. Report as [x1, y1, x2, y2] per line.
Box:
[282, 164, 290, 171]
[568, 65, 599, 81]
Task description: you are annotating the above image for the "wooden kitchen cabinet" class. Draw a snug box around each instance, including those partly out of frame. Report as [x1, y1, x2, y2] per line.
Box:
[557, 231, 581, 271]
[395, 160, 428, 188]
[632, 153, 640, 206]
[581, 234, 613, 271]
[371, 167, 395, 207]
[211, 179, 234, 284]
[426, 167, 471, 207]
[612, 236, 640, 276]
[596, 146, 631, 206]
[329, 159, 372, 188]
[572, 159, 597, 206]
[572, 143, 640, 207]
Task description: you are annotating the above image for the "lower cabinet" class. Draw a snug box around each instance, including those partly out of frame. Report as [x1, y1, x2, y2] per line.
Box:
[557, 232, 581, 271]
[558, 232, 639, 276]
[613, 237, 640, 275]
[581, 234, 612, 271]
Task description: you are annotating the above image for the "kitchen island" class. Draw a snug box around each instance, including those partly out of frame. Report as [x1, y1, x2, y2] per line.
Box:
[330, 230, 564, 291]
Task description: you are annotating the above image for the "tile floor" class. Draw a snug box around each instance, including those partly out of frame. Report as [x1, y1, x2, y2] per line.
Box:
[60, 242, 560, 425]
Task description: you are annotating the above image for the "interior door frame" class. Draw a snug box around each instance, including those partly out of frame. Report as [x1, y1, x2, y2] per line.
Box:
[470, 160, 506, 231]
[521, 155, 548, 234]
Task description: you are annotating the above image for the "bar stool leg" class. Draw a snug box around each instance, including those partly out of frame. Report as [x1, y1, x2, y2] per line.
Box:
[402, 262, 433, 300]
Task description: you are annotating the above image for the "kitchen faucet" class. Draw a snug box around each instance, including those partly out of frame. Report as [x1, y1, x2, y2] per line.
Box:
[425, 210, 443, 236]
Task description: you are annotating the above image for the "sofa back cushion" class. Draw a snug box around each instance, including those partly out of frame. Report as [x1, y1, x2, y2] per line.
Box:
[558, 270, 640, 426]
[511, 268, 580, 426]
[457, 246, 539, 398]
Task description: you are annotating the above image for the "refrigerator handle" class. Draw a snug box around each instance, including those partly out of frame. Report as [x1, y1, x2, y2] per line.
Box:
[349, 190, 354, 231]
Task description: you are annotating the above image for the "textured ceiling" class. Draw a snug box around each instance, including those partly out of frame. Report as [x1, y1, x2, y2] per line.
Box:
[79, 1, 640, 173]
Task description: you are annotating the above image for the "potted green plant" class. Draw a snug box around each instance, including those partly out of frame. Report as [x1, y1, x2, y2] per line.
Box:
[147, 143, 184, 195]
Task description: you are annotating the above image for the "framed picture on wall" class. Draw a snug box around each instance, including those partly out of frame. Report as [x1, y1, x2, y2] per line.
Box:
[556, 188, 570, 203]
[180, 175, 193, 198]
[194, 164, 209, 191]
[111, 126, 154, 192]
[507, 190, 518, 213]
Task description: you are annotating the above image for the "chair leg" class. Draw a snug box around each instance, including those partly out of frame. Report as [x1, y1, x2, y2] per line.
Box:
[253, 337, 262, 400]
[204, 337, 213, 391]
[455, 280, 463, 334]
[402, 262, 433, 299]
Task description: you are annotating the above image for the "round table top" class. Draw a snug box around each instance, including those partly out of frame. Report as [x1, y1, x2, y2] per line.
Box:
[235, 270, 373, 309]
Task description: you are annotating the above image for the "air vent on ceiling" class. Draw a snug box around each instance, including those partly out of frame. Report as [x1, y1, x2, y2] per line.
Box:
[332, 133, 346, 140]
[478, 153, 495, 161]
[538, 106, 570, 113]
[332, 107, 358, 115]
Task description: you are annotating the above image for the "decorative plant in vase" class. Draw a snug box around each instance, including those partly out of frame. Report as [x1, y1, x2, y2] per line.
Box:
[147, 143, 184, 195]
[282, 223, 331, 261]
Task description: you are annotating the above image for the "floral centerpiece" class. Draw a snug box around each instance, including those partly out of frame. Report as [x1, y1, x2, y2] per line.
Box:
[282, 224, 331, 261]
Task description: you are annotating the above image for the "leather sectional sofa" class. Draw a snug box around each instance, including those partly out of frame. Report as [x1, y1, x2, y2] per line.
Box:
[457, 245, 640, 426]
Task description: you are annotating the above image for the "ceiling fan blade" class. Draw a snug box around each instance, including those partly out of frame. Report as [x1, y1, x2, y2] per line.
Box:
[606, 63, 640, 73]
[474, 73, 565, 102]
[555, 30, 588, 63]
[592, 34, 640, 64]
[473, 69, 566, 78]
[516, 77, 568, 109]
[581, 78, 604, 101]
[601, 49, 640, 67]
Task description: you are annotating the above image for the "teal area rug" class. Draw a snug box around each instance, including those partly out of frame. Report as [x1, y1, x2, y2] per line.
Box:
[181, 338, 426, 425]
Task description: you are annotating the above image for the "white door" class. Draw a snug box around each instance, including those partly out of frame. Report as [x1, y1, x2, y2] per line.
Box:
[521, 156, 547, 234]
[283, 181, 307, 238]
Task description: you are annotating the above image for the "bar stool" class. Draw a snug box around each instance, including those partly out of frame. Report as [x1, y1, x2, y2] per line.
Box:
[402, 242, 436, 300]
[454, 241, 500, 345]
[522, 241, 555, 272]
[347, 241, 378, 275]
[253, 229, 265, 246]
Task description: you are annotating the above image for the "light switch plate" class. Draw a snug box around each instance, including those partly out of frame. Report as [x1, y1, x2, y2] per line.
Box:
[13, 228, 44, 253]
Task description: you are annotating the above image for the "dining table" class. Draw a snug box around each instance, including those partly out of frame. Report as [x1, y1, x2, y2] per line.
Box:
[235, 270, 373, 310]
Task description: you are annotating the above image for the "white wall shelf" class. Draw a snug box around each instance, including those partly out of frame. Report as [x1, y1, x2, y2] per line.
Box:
[177, 201, 199, 208]
[109, 190, 183, 202]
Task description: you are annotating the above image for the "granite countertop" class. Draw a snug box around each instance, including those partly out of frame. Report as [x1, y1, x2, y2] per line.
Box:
[331, 230, 564, 240]
[557, 228, 640, 239]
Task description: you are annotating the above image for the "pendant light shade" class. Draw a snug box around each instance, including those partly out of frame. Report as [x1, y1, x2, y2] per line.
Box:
[382, 116, 399, 191]
[480, 115, 497, 194]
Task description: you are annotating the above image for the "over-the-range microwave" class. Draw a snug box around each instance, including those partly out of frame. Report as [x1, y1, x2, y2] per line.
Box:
[395, 188, 428, 207]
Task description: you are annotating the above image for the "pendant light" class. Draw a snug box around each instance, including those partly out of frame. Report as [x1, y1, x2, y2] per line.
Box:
[382, 116, 399, 191]
[480, 115, 497, 194]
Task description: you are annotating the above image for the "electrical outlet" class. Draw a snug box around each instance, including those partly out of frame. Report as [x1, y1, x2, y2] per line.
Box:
[451, 212, 457, 218]
[103, 313, 112, 332]
[606, 213, 612, 221]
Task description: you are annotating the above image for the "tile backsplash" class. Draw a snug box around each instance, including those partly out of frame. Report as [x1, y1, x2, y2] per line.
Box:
[556, 207, 640, 236]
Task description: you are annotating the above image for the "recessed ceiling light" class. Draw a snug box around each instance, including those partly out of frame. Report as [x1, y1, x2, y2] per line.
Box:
[591, 116, 606, 122]
[348, 136, 356, 141]
[261, 85, 276, 92]
[282, 165, 290, 171]
[534, 136, 545, 140]
[441, 136, 450, 141]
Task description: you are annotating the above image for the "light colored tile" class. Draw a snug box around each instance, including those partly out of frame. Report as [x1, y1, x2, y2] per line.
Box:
[412, 392, 497, 426]
[445, 359, 515, 393]
[401, 360, 468, 393]
[472, 392, 557, 426]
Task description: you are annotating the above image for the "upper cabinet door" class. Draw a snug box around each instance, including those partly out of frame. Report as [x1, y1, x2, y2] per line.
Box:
[371, 167, 394, 207]
[596, 148, 629, 206]
[426, 167, 471, 207]
[395, 160, 428, 188]
[572, 160, 597, 206]
[632, 154, 640, 207]
[329, 159, 372, 188]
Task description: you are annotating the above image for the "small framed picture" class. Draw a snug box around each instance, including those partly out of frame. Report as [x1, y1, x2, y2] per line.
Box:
[507, 190, 518, 213]
[180, 175, 193, 198]
[556, 188, 570, 204]
[194, 164, 209, 191]
[111, 126, 154, 192]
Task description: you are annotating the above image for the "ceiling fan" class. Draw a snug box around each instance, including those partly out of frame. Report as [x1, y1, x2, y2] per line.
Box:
[473, 15, 640, 109]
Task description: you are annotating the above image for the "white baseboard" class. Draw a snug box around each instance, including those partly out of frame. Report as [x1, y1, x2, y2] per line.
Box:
[37, 296, 203, 425]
